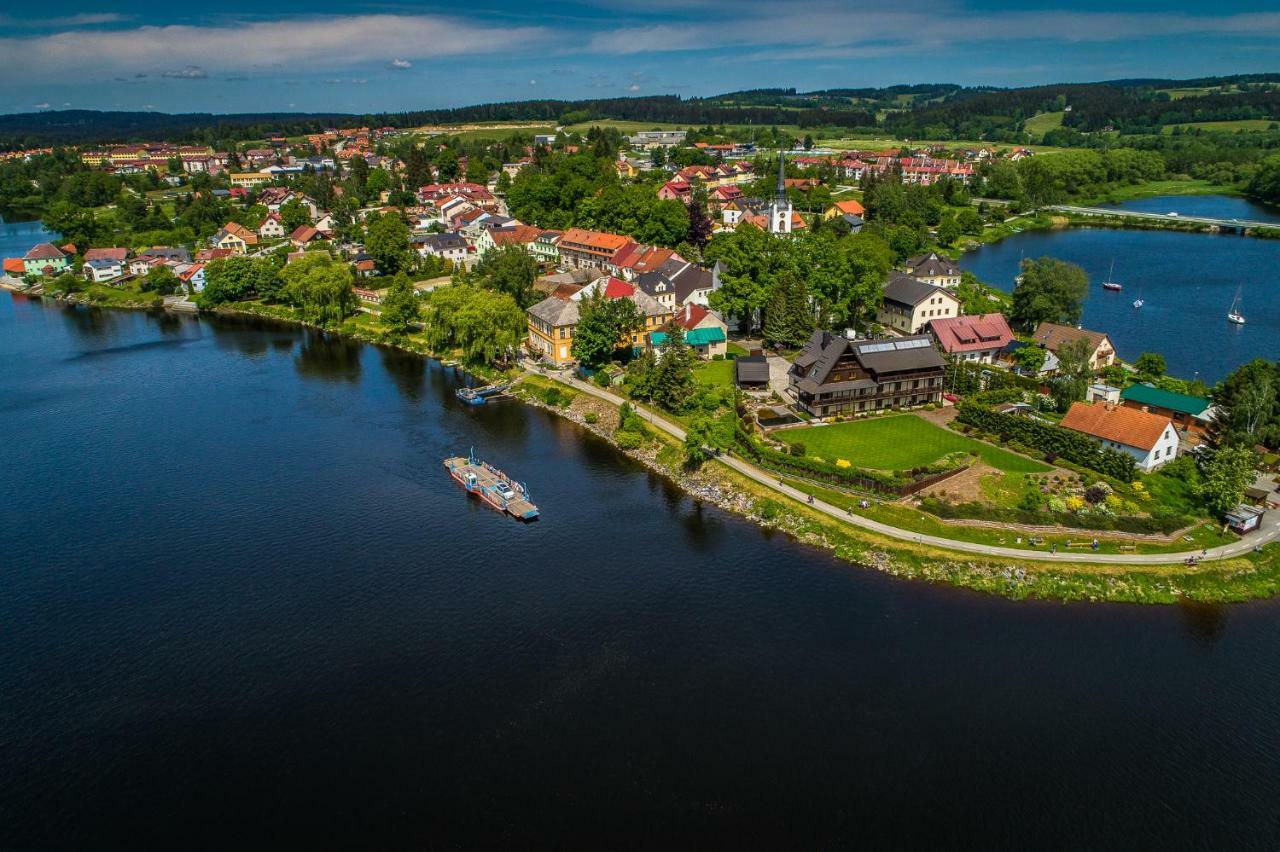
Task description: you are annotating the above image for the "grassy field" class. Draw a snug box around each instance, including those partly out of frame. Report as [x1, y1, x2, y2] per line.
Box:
[776, 414, 1051, 473]
[1077, 178, 1241, 205]
[693, 358, 735, 387]
[1161, 119, 1278, 134]
[1023, 111, 1065, 136]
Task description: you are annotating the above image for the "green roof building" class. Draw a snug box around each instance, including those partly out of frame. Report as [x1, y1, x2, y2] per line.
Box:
[1120, 383, 1212, 431]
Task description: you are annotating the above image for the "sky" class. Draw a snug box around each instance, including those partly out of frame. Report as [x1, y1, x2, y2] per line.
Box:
[1, 0, 1279, 115]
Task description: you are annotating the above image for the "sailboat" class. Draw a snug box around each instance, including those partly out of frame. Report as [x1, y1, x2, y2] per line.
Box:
[1227, 286, 1245, 325]
[1132, 288, 1144, 309]
[1102, 259, 1122, 291]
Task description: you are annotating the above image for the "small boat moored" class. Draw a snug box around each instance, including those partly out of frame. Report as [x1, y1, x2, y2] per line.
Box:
[455, 382, 509, 406]
[1227, 285, 1246, 325]
[444, 450, 539, 520]
[1102, 259, 1122, 292]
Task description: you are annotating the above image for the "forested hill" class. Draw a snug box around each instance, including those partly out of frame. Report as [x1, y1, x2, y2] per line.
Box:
[1, 74, 1278, 148]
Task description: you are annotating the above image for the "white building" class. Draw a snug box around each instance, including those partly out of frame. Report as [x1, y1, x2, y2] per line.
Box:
[1060, 402, 1179, 473]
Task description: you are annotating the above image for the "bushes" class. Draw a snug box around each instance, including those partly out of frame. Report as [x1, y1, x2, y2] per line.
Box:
[918, 497, 1190, 534]
[955, 402, 1137, 481]
[788, 442, 807, 457]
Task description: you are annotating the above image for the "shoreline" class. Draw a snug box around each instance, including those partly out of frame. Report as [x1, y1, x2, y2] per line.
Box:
[6, 287, 1278, 604]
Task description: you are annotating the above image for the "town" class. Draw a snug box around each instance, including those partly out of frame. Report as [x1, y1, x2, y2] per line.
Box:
[1, 117, 1277, 571]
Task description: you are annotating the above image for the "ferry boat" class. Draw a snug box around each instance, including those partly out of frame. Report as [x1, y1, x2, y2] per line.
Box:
[444, 450, 539, 520]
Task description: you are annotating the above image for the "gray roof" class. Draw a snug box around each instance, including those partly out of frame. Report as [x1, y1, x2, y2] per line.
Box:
[735, 355, 770, 383]
[793, 330, 944, 386]
[905, 252, 960, 277]
[528, 295, 580, 327]
[882, 271, 949, 309]
[413, 232, 468, 250]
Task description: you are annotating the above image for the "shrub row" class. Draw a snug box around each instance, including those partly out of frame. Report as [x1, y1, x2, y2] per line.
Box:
[918, 497, 1189, 535]
[955, 402, 1137, 482]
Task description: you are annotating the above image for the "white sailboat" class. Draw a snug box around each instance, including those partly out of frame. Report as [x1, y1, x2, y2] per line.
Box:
[1132, 287, 1144, 309]
[1102, 259, 1122, 291]
[1227, 286, 1245, 325]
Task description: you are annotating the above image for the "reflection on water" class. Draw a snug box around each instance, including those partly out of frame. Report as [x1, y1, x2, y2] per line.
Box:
[295, 329, 362, 382]
[1177, 599, 1229, 648]
[377, 346, 426, 402]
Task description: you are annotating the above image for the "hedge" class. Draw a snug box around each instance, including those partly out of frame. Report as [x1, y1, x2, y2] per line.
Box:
[955, 402, 1136, 482]
[918, 497, 1189, 535]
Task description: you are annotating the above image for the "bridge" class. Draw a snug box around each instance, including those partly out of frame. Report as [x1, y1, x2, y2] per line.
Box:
[1046, 204, 1278, 233]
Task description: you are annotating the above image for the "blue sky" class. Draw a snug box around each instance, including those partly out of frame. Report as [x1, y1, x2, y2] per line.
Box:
[1, 0, 1278, 115]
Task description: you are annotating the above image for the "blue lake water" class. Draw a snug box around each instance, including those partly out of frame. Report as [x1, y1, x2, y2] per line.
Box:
[3, 293, 1280, 848]
[0, 218, 57, 261]
[960, 196, 1280, 383]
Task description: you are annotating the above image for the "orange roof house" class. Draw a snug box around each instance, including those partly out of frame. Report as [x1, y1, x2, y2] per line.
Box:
[1060, 401, 1180, 472]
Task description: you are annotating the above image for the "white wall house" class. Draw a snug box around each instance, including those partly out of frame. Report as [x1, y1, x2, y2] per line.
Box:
[1061, 402, 1179, 473]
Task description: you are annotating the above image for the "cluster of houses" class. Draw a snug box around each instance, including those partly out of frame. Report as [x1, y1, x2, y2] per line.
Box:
[77, 127, 405, 180]
[3, 241, 204, 291]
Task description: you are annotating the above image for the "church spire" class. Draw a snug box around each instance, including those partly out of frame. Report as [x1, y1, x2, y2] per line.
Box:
[774, 152, 787, 204]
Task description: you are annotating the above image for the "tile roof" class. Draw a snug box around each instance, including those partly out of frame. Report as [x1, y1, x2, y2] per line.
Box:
[558, 228, 632, 253]
[928, 313, 1014, 354]
[4, 257, 27, 274]
[1032, 322, 1112, 353]
[83, 247, 128, 262]
[832, 199, 865, 215]
[23, 242, 65, 261]
[1061, 402, 1173, 451]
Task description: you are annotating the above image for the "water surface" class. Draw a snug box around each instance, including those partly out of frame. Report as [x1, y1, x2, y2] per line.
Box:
[3, 294, 1280, 848]
[961, 196, 1280, 382]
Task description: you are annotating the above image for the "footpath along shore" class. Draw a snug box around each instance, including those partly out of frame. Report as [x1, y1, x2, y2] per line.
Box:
[533, 365, 1280, 566]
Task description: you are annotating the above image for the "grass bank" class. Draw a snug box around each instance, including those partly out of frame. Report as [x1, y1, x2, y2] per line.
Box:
[515, 372, 1280, 604]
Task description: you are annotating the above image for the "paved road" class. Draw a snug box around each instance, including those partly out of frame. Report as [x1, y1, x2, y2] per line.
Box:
[538, 367, 1279, 565]
[1046, 205, 1276, 230]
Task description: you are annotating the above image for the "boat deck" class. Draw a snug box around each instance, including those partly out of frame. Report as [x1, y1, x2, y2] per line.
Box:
[444, 456, 539, 520]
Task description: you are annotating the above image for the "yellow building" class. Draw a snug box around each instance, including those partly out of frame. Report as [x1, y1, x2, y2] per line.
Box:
[230, 172, 270, 188]
[527, 295, 579, 365]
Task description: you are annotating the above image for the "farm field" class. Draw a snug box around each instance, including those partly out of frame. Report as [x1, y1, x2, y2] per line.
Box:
[776, 414, 1051, 473]
[1161, 119, 1278, 134]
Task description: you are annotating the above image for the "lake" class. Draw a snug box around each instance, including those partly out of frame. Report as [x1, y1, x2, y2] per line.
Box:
[3, 293, 1280, 848]
[960, 195, 1280, 383]
[0, 218, 57, 263]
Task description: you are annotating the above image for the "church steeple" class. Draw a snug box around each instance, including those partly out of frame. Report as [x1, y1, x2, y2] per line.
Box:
[768, 151, 793, 235]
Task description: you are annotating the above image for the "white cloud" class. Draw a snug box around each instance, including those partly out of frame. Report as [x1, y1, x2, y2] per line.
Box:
[0, 15, 550, 83]
[388, 58, 413, 70]
[529, 78, 537, 86]
[627, 83, 641, 92]
[587, 3, 1280, 56]
[33, 102, 50, 109]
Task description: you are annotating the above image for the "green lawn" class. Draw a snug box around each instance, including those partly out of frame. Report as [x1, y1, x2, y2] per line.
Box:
[777, 414, 1050, 473]
[726, 342, 749, 358]
[1023, 111, 1065, 136]
[693, 359, 735, 387]
[1077, 178, 1240, 205]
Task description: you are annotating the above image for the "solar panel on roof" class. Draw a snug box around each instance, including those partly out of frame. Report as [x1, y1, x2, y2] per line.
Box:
[858, 342, 896, 353]
[893, 338, 932, 350]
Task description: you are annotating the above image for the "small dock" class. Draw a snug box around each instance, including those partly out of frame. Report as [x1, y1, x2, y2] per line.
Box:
[444, 454, 539, 520]
[455, 383, 509, 405]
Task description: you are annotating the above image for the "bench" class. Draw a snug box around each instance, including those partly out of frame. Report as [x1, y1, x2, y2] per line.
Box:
[1064, 541, 1092, 549]
[1118, 545, 1137, 552]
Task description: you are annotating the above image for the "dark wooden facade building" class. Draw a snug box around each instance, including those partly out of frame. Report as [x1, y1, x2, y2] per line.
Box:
[789, 331, 946, 417]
